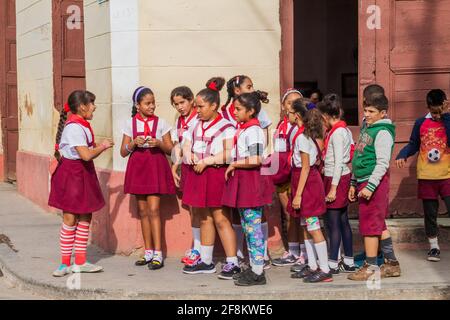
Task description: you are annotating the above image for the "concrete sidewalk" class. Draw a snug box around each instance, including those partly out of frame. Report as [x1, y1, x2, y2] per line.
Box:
[0, 183, 449, 300]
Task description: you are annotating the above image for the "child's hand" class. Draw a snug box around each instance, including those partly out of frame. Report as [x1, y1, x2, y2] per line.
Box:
[101, 139, 114, 150]
[358, 187, 373, 201]
[292, 194, 302, 210]
[147, 138, 161, 148]
[225, 164, 235, 181]
[171, 165, 180, 188]
[134, 136, 146, 147]
[395, 158, 407, 169]
[325, 186, 337, 203]
[348, 186, 357, 202]
[194, 160, 208, 174]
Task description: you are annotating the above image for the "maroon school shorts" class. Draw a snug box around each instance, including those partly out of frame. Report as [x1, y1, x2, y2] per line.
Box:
[418, 178, 450, 200]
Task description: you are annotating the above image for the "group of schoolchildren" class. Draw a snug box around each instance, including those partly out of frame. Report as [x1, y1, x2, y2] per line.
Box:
[48, 74, 449, 287]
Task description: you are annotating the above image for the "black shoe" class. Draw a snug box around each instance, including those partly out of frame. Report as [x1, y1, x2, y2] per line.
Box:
[329, 267, 340, 275]
[427, 248, 441, 262]
[234, 269, 266, 286]
[291, 265, 314, 279]
[183, 261, 216, 274]
[148, 259, 164, 270]
[338, 261, 356, 273]
[303, 269, 333, 283]
[218, 262, 241, 280]
[135, 256, 152, 266]
[290, 263, 308, 273]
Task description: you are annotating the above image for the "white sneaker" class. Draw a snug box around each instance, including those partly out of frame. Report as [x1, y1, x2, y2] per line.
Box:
[52, 264, 71, 277]
[71, 262, 103, 273]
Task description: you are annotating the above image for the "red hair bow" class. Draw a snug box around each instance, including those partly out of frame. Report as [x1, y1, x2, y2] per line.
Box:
[208, 82, 218, 91]
[63, 103, 70, 113]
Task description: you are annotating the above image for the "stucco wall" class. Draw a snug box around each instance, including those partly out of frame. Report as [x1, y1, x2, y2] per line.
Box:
[16, 0, 55, 156]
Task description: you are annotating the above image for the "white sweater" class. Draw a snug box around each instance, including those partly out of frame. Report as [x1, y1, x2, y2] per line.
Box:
[324, 127, 353, 185]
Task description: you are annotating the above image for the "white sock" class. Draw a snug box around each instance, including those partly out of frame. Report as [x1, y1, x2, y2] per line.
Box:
[144, 249, 154, 261]
[233, 224, 245, 259]
[337, 246, 342, 260]
[328, 259, 339, 269]
[304, 240, 318, 270]
[153, 250, 163, 263]
[226, 256, 239, 266]
[288, 242, 300, 257]
[344, 256, 354, 267]
[314, 241, 330, 273]
[252, 264, 264, 275]
[300, 243, 307, 257]
[192, 227, 201, 252]
[200, 245, 214, 265]
[429, 237, 440, 250]
[262, 222, 269, 260]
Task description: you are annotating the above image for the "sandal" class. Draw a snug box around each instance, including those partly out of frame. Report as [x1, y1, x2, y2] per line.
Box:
[135, 256, 152, 266]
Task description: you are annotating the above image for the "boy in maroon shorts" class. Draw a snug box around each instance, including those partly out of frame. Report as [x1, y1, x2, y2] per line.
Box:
[348, 93, 401, 281]
[396, 89, 450, 262]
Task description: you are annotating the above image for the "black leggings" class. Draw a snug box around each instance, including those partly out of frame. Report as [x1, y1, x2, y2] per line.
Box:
[325, 207, 353, 261]
[423, 196, 450, 238]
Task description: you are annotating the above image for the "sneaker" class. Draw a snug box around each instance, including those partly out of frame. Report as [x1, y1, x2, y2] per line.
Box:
[180, 249, 192, 264]
[338, 261, 356, 273]
[218, 262, 241, 280]
[183, 261, 216, 274]
[271, 252, 298, 267]
[329, 267, 340, 275]
[234, 269, 266, 286]
[263, 259, 271, 270]
[290, 262, 308, 273]
[135, 256, 152, 266]
[52, 264, 71, 277]
[427, 248, 441, 262]
[184, 249, 201, 267]
[148, 258, 164, 270]
[291, 265, 315, 279]
[303, 269, 333, 283]
[71, 262, 103, 273]
[347, 263, 381, 281]
[380, 259, 401, 277]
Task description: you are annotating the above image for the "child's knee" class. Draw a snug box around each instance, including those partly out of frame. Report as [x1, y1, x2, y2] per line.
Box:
[148, 208, 160, 218]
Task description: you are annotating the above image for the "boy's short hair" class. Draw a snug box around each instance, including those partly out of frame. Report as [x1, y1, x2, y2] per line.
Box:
[363, 84, 385, 101]
[365, 93, 389, 112]
[426, 89, 447, 107]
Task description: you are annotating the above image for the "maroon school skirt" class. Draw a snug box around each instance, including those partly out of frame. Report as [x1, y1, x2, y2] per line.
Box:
[182, 166, 227, 208]
[418, 178, 450, 200]
[222, 168, 274, 208]
[48, 158, 105, 214]
[324, 173, 351, 209]
[179, 163, 190, 193]
[263, 151, 291, 186]
[287, 167, 326, 218]
[124, 148, 176, 195]
[357, 174, 390, 236]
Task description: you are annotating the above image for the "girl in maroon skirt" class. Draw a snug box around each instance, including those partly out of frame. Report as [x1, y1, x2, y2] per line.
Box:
[318, 94, 356, 274]
[287, 98, 332, 283]
[120, 86, 175, 270]
[169, 86, 202, 266]
[181, 77, 239, 278]
[223, 91, 274, 286]
[49, 90, 114, 277]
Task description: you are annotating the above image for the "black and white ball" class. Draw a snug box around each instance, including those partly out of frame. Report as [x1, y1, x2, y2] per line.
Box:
[427, 148, 441, 163]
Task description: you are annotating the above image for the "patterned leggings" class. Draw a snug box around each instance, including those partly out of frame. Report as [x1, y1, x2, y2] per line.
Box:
[239, 207, 264, 266]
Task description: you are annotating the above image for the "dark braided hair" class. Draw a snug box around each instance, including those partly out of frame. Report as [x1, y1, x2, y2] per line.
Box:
[54, 90, 96, 161]
[224, 75, 269, 107]
[132, 86, 154, 117]
[197, 77, 225, 108]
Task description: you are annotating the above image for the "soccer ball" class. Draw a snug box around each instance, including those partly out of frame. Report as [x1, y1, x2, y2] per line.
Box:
[427, 148, 441, 163]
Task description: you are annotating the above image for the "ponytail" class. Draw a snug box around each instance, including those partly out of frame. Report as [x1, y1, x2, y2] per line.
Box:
[54, 108, 67, 161]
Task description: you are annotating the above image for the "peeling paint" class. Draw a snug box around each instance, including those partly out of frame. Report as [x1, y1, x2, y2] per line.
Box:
[24, 94, 34, 117]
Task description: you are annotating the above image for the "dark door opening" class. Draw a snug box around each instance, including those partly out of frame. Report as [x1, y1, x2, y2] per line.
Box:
[293, 0, 358, 125]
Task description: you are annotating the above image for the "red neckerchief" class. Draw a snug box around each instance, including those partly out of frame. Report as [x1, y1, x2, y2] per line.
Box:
[135, 113, 156, 137]
[233, 118, 261, 148]
[275, 116, 289, 137]
[288, 125, 305, 166]
[323, 120, 348, 158]
[200, 114, 223, 140]
[66, 114, 95, 146]
[178, 108, 197, 130]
